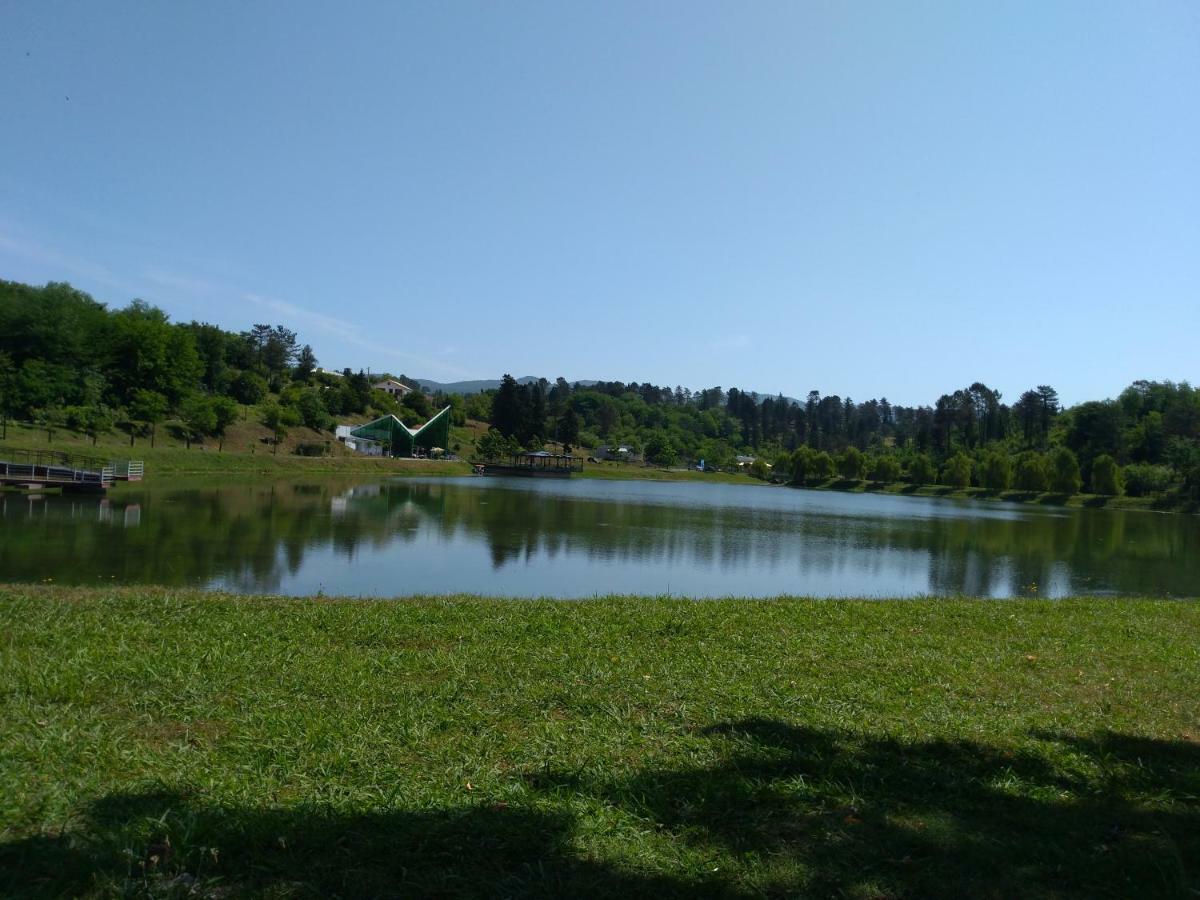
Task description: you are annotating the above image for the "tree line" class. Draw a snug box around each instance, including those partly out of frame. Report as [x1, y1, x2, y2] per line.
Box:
[1, 279, 1196, 504]
[478, 374, 1199, 503]
[0, 280, 437, 449]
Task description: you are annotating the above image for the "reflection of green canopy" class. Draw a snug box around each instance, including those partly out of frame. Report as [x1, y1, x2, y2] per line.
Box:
[350, 407, 451, 457]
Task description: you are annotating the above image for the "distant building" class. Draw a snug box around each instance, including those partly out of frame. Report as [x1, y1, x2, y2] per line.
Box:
[735, 455, 758, 468]
[348, 407, 453, 458]
[315, 367, 343, 378]
[593, 444, 643, 462]
[335, 424, 383, 456]
[373, 378, 413, 399]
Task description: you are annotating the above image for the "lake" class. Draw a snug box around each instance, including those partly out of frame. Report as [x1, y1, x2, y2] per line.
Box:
[1, 477, 1197, 598]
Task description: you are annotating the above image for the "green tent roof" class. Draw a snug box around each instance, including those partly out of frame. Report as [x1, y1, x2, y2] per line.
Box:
[349, 406, 452, 456]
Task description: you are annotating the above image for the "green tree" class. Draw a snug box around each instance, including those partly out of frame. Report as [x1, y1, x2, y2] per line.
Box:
[181, 395, 217, 449]
[772, 452, 792, 481]
[789, 446, 813, 485]
[475, 429, 520, 461]
[211, 396, 239, 450]
[401, 389, 433, 422]
[644, 432, 678, 467]
[942, 452, 973, 488]
[230, 370, 268, 405]
[0, 350, 14, 439]
[35, 405, 65, 443]
[68, 403, 116, 445]
[1122, 463, 1172, 497]
[870, 454, 902, 483]
[490, 375, 524, 438]
[556, 406, 580, 451]
[1064, 401, 1123, 468]
[1090, 454, 1123, 495]
[809, 450, 835, 481]
[296, 389, 332, 431]
[294, 344, 317, 381]
[838, 446, 867, 480]
[907, 453, 936, 485]
[107, 300, 202, 403]
[130, 389, 169, 448]
[260, 402, 300, 455]
[1047, 447, 1082, 494]
[1012, 452, 1048, 492]
[978, 451, 1012, 491]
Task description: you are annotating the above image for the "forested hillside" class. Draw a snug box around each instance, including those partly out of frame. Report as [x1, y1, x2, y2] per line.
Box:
[1, 278, 1197, 504]
[0, 279, 443, 449]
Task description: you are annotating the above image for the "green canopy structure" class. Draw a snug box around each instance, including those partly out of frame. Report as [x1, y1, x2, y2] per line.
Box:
[349, 406, 452, 457]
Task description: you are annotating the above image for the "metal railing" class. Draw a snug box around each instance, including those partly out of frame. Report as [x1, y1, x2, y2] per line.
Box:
[111, 459, 145, 480]
[0, 448, 114, 487]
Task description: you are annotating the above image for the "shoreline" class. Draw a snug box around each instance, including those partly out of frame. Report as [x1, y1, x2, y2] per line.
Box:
[3, 431, 1192, 512]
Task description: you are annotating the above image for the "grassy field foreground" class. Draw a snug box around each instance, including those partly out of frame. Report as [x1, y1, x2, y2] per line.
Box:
[1, 588, 1197, 898]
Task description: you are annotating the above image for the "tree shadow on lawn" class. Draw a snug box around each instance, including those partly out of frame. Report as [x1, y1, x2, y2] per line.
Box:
[534, 721, 1199, 898]
[2, 724, 1196, 898]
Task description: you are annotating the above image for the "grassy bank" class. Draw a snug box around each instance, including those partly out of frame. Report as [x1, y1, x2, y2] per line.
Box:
[2, 587, 1197, 897]
[0, 420, 473, 479]
[3, 421, 1189, 509]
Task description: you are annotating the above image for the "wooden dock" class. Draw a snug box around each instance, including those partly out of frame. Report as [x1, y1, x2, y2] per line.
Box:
[0, 449, 135, 493]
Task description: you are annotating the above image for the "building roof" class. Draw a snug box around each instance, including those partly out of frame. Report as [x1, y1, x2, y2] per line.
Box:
[349, 405, 452, 441]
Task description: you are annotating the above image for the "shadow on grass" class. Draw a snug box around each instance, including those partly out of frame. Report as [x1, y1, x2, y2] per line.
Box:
[2, 723, 1196, 898]
[534, 722, 1199, 898]
[0, 797, 698, 899]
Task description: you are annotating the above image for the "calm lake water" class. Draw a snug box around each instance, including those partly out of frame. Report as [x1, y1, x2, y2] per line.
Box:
[1, 477, 1197, 598]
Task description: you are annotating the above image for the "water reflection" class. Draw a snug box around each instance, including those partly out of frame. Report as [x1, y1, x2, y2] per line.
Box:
[0, 478, 1196, 598]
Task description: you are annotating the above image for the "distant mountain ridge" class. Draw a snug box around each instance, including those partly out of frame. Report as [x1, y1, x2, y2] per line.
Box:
[410, 375, 798, 405]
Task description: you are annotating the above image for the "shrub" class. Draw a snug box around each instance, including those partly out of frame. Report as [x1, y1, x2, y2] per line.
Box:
[1123, 463, 1173, 497]
[294, 442, 328, 457]
[475, 429, 521, 461]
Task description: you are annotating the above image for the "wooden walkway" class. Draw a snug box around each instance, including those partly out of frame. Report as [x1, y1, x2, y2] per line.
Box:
[0, 449, 139, 493]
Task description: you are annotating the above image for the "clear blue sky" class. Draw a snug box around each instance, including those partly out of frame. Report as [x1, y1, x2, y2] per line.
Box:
[1, 2, 1196, 406]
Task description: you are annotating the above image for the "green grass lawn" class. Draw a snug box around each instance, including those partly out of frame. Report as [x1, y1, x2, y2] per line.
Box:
[0, 420, 473, 480]
[1, 587, 1197, 898]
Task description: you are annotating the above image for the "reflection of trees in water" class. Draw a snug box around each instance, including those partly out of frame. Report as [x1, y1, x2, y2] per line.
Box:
[1, 481, 1196, 596]
[381, 482, 1200, 597]
[0, 483, 418, 592]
